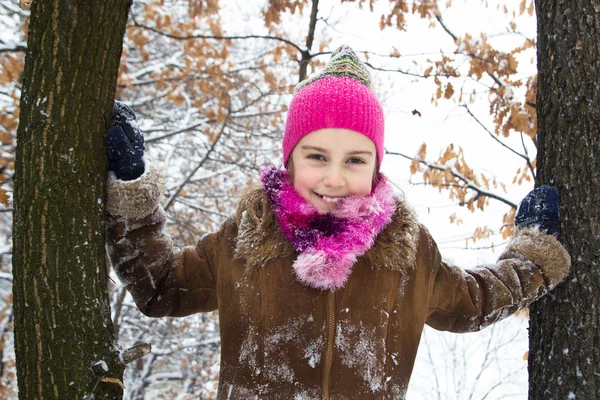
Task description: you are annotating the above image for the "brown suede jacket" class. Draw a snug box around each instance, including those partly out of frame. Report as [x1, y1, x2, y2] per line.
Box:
[106, 164, 571, 399]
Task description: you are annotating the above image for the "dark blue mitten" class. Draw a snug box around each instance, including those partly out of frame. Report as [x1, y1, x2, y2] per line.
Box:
[106, 101, 145, 181]
[515, 185, 560, 238]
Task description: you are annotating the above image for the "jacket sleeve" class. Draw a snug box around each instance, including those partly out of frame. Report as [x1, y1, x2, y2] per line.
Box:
[105, 160, 220, 318]
[424, 225, 570, 333]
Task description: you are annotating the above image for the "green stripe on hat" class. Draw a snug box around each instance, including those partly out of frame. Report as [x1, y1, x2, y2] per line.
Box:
[295, 45, 373, 93]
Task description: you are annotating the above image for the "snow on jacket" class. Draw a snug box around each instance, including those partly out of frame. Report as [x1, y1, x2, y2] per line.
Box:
[106, 164, 571, 400]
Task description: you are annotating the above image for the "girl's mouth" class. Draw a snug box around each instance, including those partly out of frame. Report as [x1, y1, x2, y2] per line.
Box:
[314, 192, 346, 204]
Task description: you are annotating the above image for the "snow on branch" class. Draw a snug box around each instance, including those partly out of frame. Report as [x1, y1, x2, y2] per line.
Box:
[122, 343, 152, 365]
[435, 13, 505, 88]
[130, 15, 303, 53]
[163, 109, 231, 211]
[385, 149, 517, 209]
[0, 43, 26, 54]
[0, 272, 12, 282]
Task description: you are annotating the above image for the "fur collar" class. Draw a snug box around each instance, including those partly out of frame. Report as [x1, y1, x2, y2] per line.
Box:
[259, 166, 397, 290]
[234, 179, 421, 283]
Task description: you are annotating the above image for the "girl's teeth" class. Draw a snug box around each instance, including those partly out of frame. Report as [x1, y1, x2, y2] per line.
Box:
[322, 196, 340, 203]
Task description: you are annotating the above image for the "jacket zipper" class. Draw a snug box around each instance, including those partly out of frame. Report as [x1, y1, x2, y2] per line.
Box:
[322, 290, 335, 400]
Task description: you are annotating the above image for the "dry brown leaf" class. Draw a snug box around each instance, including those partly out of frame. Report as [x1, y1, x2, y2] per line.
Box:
[19, 0, 32, 10]
[444, 82, 454, 99]
[0, 188, 9, 207]
[102, 377, 125, 389]
[519, 0, 526, 15]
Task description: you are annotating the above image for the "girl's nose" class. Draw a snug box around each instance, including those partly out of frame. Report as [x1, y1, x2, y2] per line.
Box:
[324, 167, 345, 188]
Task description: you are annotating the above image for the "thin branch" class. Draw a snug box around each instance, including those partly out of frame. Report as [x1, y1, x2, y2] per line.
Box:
[0, 43, 26, 54]
[112, 286, 128, 336]
[385, 149, 518, 209]
[174, 198, 229, 218]
[435, 12, 458, 41]
[440, 241, 509, 250]
[408, 181, 464, 189]
[461, 104, 531, 162]
[1, 0, 29, 15]
[150, 337, 221, 357]
[365, 61, 459, 79]
[122, 343, 152, 365]
[0, 88, 18, 99]
[520, 131, 536, 179]
[145, 119, 213, 143]
[361, 49, 462, 59]
[0, 308, 13, 378]
[130, 16, 302, 53]
[143, 372, 184, 383]
[423, 330, 443, 400]
[163, 109, 231, 211]
[0, 272, 12, 282]
[436, 231, 500, 245]
[364, 50, 515, 85]
[435, 13, 505, 88]
[183, 165, 238, 185]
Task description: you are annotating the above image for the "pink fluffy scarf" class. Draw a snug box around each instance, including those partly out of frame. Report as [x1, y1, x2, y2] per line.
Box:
[260, 165, 397, 290]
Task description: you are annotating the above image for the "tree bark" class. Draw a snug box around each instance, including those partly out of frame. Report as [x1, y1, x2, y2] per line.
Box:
[12, 1, 131, 398]
[531, 0, 600, 398]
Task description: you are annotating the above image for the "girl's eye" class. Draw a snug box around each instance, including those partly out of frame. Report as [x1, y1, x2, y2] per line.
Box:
[347, 157, 366, 164]
[307, 154, 326, 161]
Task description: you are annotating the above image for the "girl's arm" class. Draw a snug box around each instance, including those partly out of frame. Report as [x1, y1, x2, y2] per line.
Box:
[424, 225, 570, 333]
[105, 163, 221, 318]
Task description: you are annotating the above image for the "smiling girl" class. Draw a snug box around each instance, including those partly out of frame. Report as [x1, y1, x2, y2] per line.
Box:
[105, 45, 570, 399]
[289, 128, 378, 213]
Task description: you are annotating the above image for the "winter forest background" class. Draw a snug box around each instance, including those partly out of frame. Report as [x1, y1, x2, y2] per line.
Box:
[0, 0, 597, 399]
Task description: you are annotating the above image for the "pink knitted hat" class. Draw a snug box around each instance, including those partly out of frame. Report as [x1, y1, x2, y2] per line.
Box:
[283, 45, 385, 169]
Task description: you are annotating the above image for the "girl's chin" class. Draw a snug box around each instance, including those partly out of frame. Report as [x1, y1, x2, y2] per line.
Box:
[310, 201, 333, 214]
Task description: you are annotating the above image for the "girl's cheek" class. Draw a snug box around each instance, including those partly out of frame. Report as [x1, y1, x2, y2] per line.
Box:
[353, 171, 375, 196]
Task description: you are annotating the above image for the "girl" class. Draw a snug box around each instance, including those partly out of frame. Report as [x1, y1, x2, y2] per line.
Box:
[105, 45, 570, 399]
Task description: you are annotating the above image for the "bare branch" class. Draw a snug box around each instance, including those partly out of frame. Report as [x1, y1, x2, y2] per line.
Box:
[0, 308, 13, 379]
[112, 286, 128, 336]
[441, 241, 509, 250]
[163, 109, 231, 211]
[385, 149, 518, 209]
[0, 272, 12, 282]
[145, 119, 213, 143]
[520, 131, 536, 179]
[183, 165, 238, 185]
[461, 104, 531, 162]
[174, 199, 229, 218]
[150, 337, 221, 357]
[1, 0, 29, 15]
[435, 13, 505, 88]
[122, 343, 152, 365]
[365, 61, 459, 79]
[130, 16, 302, 53]
[0, 43, 26, 54]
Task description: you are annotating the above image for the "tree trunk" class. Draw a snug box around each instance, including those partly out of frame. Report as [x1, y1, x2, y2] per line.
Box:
[531, 0, 600, 398]
[12, 1, 131, 398]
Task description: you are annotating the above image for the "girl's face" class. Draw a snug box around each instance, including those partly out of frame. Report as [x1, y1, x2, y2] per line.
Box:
[289, 128, 377, 214]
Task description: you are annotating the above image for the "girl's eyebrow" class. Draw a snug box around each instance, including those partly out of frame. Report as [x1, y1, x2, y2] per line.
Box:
[300, 145, 329, 153]
[300, 145, 374, 157]
[347, 150, 374, 157]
